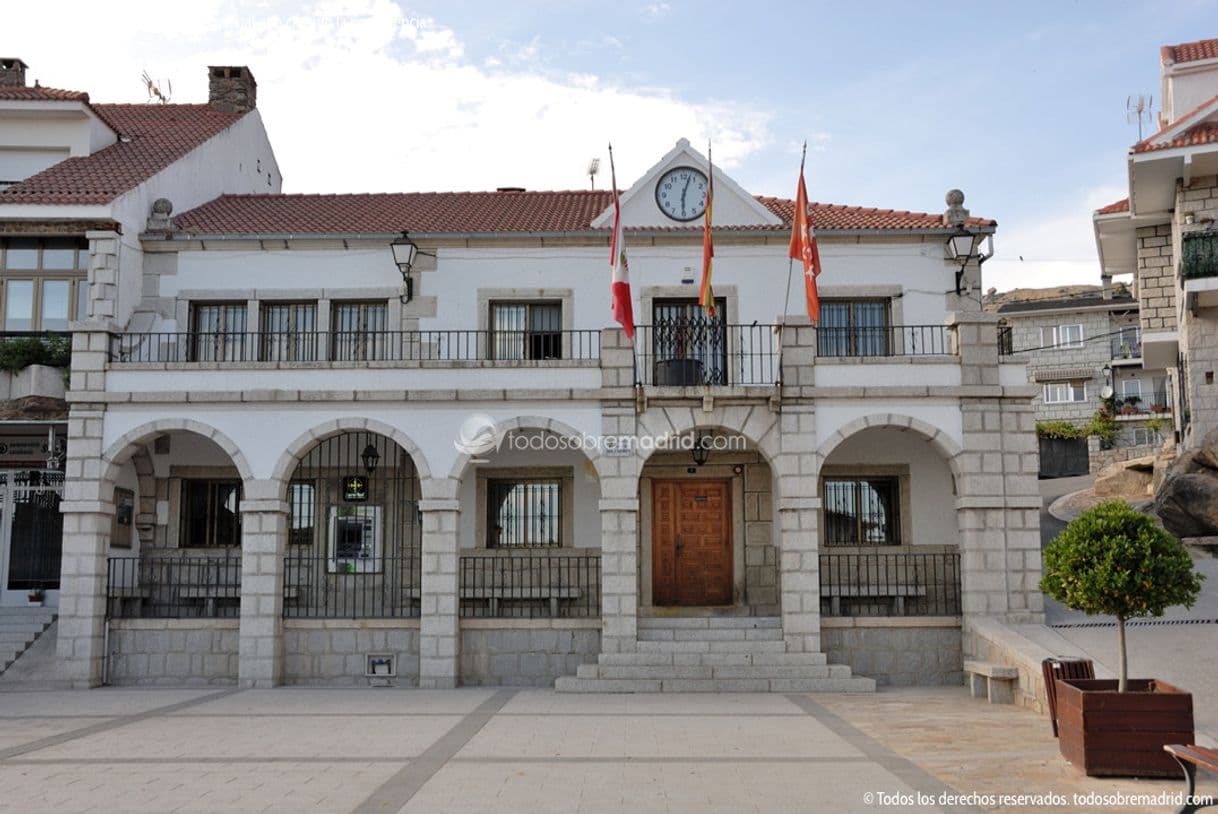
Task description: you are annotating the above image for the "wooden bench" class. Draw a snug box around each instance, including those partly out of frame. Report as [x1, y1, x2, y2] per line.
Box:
[964, 659, 1018, 704]
[1164, 745, 1218, 813]
[822, 584, 927, 616]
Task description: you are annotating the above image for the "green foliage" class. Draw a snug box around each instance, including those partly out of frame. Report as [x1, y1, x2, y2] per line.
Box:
[1036, 420, 1086, 440]
[1085, 411, 1119, 445]
[1144, 416, 1168, 435]
[1041, 500, 1203, 620]
[0, 335, 71, 374]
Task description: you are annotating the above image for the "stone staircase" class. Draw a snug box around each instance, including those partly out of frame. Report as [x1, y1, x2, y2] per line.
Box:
[0, 607, 56, 675]
[555, 616, 876, 693]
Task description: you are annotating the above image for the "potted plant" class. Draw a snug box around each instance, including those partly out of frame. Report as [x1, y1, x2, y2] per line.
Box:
[1040, 500, 1205, 776]
[26, 588, 45, 607]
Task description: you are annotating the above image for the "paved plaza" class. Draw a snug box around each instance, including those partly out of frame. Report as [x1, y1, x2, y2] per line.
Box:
[0, 686, 1201, 813]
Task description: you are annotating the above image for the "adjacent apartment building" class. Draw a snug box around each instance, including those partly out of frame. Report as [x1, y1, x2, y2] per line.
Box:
[0, 60, 278, 625]
[1094, 36, 1218, 451]
[9, 61, 1043, 692]
[987, 284, 1171, 476]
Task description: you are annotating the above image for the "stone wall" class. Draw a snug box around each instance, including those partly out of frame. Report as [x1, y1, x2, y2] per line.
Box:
[742, 459, 780, 615]
[460, 621, 600, 686]
[1177, 175, 1218, 444]
[821, 619, 962, 686]
[1087, 436, 1163, 474]
[1137, 223, 1176, 334]
[283, 620, 420, 686]
[107, 619, 238, 686]
[1008, 309, 1109, 423]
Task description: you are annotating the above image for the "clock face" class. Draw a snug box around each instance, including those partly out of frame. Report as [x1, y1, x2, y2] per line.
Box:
[655, 166, 709, 222]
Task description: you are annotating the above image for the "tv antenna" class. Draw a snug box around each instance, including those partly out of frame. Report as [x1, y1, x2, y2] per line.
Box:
[587, 157, 600, 190]
[1126, 94, 1153, 140]
[142, 70, 173, 105]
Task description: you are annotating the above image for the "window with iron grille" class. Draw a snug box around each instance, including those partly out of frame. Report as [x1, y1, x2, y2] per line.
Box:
[179, 480, 242, 547]
[652, 297, 727, 384]
[823, 477, 900, 545]
[487, 478, 562, 547]
[332, 301, 388, 361]
[0, 237, 89, 331]
[261, 302, 317, 361]
[288, 481, 316, 546]
[818, 299, 891, 356]
[190, 302, 248, 362]
[490, 301, 562, 360]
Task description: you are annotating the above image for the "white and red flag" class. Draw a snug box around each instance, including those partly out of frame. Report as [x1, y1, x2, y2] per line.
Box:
[608, 144, 634, 338]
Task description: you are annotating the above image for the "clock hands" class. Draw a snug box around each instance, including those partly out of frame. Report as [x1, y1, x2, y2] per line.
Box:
[680, 175, 692, 217]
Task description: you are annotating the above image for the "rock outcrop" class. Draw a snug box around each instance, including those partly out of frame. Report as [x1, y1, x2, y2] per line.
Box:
[1153, 428, 1218, 537]
[1094, 455, 1155, 497]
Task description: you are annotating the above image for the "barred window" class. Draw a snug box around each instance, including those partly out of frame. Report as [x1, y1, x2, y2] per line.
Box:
[490, 301, 562, 360]
[818, 299, 891, 357]
[261, 302, 317, 361]
[487, 478, 561, 547]
[332, 301, 387, 361]
[190, 302, 248, 362]
[823, 477, 900, 545]
[288, 481, 315, 546]
[179, 480, 242, 547]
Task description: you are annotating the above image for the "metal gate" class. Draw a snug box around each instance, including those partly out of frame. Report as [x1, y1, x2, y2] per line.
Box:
[2, 470, 64, 594]
[1038, 437, 1089, 479]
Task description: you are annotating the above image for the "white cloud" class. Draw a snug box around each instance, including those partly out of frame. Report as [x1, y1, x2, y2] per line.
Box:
[641, 2, 672, 19]
[8, 0, 772, 194]
[982, 184, 1127, 293]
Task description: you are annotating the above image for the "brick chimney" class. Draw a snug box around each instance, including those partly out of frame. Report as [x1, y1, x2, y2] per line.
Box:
[207, 65, 256, 113]
[0, 58, 28, 88]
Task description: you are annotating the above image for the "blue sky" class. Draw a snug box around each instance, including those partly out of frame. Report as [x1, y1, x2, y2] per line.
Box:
[13, 1, 1218, 289]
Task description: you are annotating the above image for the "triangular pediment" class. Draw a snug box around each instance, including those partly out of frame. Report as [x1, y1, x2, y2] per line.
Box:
[591, 138, 781, 229]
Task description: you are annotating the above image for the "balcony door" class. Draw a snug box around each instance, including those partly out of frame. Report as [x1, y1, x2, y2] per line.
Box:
[652, 298, 727, 385]
[819, 300, 890, 357]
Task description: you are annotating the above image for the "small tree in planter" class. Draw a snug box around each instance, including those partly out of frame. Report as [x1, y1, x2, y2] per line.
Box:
[1042, 500, 1203, 690]
[1040, 500, 1205, 775]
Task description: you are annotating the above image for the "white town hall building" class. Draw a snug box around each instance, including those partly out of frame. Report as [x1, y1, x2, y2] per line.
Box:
[7, 65, 1043, 691]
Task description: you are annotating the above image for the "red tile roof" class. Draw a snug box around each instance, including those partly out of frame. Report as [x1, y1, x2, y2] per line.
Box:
[1133, 121, 1218, 153]
[0, 104, 247, 205]
[171, 191, 994, 236]
[0, 85, 89, 102]
[1162, 38, 1218, 65]
[1096, 198, 1130, 215]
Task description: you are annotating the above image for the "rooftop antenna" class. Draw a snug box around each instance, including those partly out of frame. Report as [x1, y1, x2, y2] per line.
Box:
[587, 157, 600, 191]
[142, 70, 172, 105]
[1126, 94, 1153, 140]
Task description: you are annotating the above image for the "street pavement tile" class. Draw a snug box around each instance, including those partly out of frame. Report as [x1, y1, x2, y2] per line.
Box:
[0, 717, 118, 751]
[0, 689, 217, 718]
[0, 761, 404, 813]
[459, 713, 862, 759]
[166, 687, 497, 717]
[398, 760, 926, 814]
[18, 714, 461, 760]
[499, 690, 806, 716]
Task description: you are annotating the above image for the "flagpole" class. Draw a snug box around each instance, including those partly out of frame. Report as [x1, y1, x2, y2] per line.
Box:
[781, 141, 808, 331]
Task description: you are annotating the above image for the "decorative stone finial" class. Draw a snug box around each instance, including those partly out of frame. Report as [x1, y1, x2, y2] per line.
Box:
[943, 189, 969, 226]
[146, 198, 175, 232]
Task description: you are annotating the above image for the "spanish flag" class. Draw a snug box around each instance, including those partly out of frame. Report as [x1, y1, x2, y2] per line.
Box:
[607, 145, 634, 338]
[699, 143, 716, 317]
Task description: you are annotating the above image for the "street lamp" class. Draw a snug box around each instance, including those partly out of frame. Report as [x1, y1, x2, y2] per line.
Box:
[691, 430, 712, 467]
[946, 224, 985, 296]
[391, 237, 418, 304]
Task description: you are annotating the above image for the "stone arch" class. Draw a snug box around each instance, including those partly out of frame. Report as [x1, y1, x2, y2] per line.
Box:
[270, 417, 434, 500]
[634, 404, 782, 469]
[102, 418, 255, 485]
[816, 413, 964, 483]
[445, 415, 605, 481]
[129, 446, 157, 544]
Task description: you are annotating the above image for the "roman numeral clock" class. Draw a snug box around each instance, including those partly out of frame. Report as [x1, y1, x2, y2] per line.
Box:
[655, 166, 708, 221]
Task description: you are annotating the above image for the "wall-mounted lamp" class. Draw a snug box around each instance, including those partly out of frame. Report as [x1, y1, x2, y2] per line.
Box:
[942, 190, 993, 295]
[691, 430, 712, 467]
[361, 443, 380, 476]
[391, 237, 418, 304]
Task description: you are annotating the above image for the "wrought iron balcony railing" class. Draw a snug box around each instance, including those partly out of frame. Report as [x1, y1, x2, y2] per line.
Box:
[819, 550, 961, 617]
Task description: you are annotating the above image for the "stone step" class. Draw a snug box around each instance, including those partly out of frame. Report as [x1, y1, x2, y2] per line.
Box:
[597, 651, 829, 668]
[577, 664, 846, 681]
[638, 627, 784, 642]
[636, 639, 787, 654]
[0, 607, 56, 616]
[637, 616, 782, 630]
[556, 675, 876, 693]
[0, 631, 36, 644]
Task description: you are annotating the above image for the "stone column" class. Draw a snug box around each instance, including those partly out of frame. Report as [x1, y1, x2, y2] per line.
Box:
[419, 479, 460, 688]
[775, 394, 822, 653]
[85, 230, 121, 322]
[57, 328, 114, 687]
[950, 312, 1044, 625]
[237, 479, 288, 688]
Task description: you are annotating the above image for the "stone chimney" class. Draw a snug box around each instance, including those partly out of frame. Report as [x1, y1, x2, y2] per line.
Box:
[207, 66, 256, 113]
[1101, 271, 1113, 300]
[0, 58, 28, 88]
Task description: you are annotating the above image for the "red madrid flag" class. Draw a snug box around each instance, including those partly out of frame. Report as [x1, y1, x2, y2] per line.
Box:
[789, 152, 822, 322]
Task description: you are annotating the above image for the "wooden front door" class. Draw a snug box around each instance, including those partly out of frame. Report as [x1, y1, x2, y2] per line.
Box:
[652, 479, 732, 606]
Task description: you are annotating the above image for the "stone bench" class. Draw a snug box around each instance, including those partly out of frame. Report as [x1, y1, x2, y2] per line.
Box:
[964, 659, 1018, 704]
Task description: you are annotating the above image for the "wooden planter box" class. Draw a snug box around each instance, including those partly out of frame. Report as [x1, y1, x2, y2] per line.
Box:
[1056, 678, 1194, 777]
